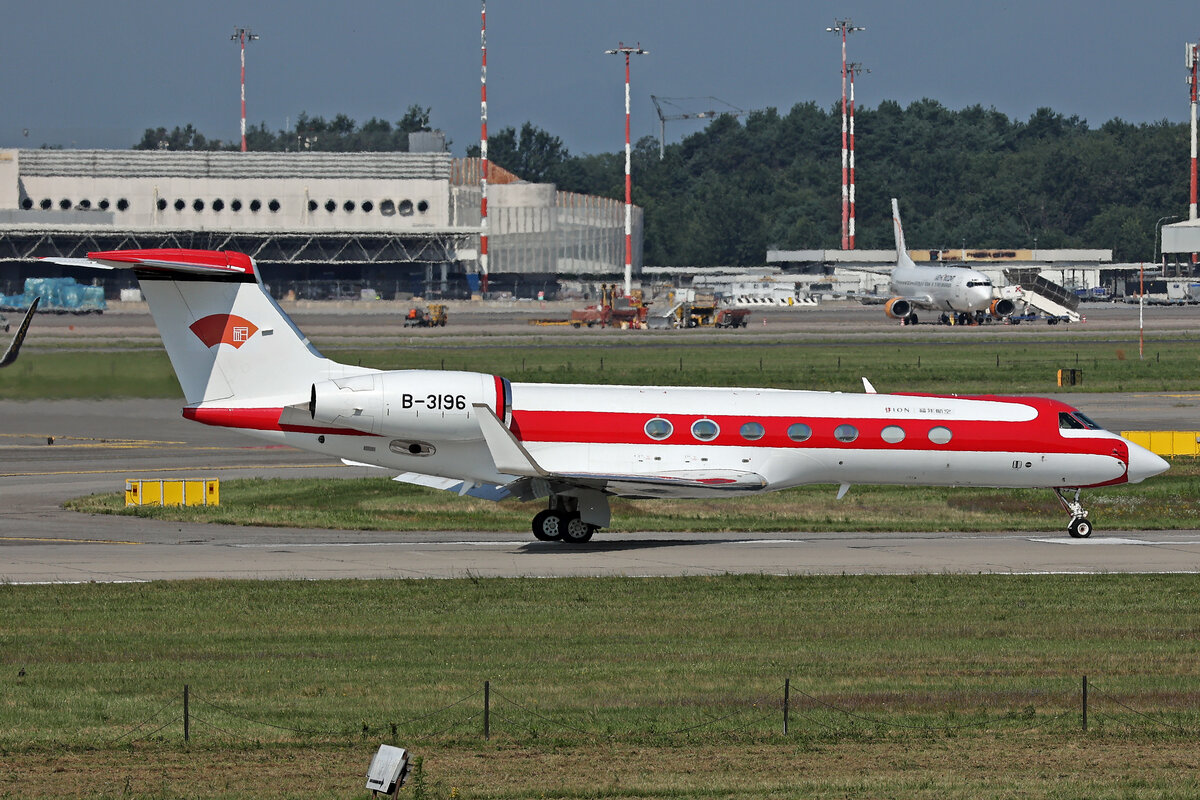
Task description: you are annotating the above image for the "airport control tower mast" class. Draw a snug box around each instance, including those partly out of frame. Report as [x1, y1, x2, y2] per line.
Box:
[826, 19, 864, 250]
[231, 27, 259, 153]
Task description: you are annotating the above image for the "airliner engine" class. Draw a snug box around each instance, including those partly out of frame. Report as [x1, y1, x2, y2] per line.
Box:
[309, 370, 509, 440]
[884, 297, 913, 320]
[988, 298, 1016, 318]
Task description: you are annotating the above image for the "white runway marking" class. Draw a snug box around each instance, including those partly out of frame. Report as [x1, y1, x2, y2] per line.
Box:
[1030, 537, 1200, 546]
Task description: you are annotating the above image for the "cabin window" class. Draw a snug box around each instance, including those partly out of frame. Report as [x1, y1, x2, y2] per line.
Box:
[691, 419, 720, 442]
[928, 426, 953, 444]
[881, 425, 906, 444]
[644, 418, 673, 441]
[834, 424, 859, 443]
[739, 422, 765, 441]
[787, 423, 812, 442]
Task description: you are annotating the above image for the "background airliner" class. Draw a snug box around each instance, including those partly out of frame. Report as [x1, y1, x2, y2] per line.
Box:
[47, 249, 1167, 543]
[884, 199, 1016, 325]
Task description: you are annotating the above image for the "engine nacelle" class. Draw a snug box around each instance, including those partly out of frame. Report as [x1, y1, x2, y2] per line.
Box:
[309, 370, 509, 441]
[884, 297, 913, 319]
[988, 297, 1016, 318]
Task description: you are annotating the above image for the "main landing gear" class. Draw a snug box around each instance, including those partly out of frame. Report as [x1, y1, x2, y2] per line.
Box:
[1054, 488, 1093, 538]
[531, 496, 599, 544]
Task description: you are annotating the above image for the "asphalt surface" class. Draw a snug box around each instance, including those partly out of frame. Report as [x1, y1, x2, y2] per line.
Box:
[2, 301, 1198, 582]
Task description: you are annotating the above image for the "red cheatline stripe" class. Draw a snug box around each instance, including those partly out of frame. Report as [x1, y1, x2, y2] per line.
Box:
[183, 407, 376, 436]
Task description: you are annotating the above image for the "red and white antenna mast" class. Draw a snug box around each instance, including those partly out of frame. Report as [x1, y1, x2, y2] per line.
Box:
[605, 42, 648, 296]
[826, 19, 864, 250]
[1188, 42, 1199, 268]
[479, 1, 489, 294]
[230, 27, 259, 153]
[847, 62, 869, 249]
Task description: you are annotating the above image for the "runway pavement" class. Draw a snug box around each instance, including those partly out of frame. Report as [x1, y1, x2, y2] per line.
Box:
[2, 395, 1197, 583]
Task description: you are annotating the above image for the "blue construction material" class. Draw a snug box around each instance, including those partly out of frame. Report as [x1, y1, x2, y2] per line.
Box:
[1, 277, 106, 311]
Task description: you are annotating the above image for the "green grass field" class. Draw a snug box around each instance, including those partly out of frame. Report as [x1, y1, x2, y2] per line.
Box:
[5, 335, 1200, 398]
[67, 457, 1200, 533]
[3, 575, 1200, 798]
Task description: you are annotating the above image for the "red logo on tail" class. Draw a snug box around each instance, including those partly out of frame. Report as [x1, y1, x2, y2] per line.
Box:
[189, 314, 259, 349]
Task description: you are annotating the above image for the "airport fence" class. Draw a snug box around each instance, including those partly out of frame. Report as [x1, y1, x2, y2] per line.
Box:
[103, 676, 1197, 747]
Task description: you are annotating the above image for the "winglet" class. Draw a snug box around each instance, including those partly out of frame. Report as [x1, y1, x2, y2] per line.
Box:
[862, 377, 877, 394]
[0, 297, 40, 368]
[473, 403, 547, 477]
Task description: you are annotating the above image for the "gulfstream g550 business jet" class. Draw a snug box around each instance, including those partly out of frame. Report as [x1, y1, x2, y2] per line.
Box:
[46, 249, 1167, 543]
[884, 199, 1016, 325]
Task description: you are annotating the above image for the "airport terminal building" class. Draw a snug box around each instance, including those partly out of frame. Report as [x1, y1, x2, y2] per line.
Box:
[0, 148, 642, 299]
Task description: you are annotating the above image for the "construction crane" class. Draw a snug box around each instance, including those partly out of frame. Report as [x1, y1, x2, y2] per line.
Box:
[649, 96, 755, 159]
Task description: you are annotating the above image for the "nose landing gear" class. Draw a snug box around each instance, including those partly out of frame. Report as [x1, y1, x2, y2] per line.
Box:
[1054, 488, 1093, 538]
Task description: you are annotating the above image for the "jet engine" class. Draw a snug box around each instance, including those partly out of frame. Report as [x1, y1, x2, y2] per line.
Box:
[884, 297, 913, 320]
[309, 370, 510, 440]
[988, 298, 1016, 318]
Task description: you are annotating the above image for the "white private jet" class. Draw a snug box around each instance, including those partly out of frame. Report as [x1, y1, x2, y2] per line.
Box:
[884, 199, 1015, 325]
[46, 249, 1168, 542]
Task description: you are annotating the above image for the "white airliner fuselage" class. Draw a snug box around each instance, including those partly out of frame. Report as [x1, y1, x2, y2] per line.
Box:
[46, 248, 1168, 544]
[884, 199, 1014, 324]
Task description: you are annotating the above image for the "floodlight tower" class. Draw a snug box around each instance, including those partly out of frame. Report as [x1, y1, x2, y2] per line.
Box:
[847, 62, 869, 249]
[826, 19, 864, 249]
[231, 27, 260, 152]
[479, 1, 489, 294]
[605, 42, 648, 296]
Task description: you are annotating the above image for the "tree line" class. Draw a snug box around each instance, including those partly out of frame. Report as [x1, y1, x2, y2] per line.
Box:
[135, 100, 1190, 263]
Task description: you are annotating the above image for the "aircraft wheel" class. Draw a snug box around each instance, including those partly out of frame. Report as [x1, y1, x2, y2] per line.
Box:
[532, 509, 563, 541]
[1068, 518, 1093, 538]
[560, 514, 595, 544]
[910, 313, 919, 325]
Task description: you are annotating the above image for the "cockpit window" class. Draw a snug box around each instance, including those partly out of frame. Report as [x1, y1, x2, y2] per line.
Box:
[1058, 412, 1101, 430]
[965, 279, 992, 288]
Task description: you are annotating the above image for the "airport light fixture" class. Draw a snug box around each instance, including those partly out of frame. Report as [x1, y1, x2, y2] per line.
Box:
[826, 19, 864, 250]
[605, 42, 649, 296]
[231, 27, 260, 153]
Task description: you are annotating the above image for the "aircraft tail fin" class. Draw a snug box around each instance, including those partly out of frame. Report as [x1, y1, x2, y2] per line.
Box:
[891, 198, 919, 270]
[42, 249, 363, 407]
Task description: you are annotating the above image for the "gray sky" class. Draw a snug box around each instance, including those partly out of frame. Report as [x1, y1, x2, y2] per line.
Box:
[3, 1, 1197, 155]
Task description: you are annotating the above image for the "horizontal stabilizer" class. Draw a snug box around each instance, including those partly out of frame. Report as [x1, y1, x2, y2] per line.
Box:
[42, 249, 255, 279]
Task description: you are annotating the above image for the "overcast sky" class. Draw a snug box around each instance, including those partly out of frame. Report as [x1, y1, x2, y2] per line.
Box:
[3, 1, 1197, 155]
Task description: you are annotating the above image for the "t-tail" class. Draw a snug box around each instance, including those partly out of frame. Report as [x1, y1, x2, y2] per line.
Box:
[891, 198, 920, 271]
[42, 249, 371, 409]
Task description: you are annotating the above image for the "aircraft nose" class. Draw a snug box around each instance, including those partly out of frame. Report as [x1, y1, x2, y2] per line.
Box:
[1124, 440, 1170, 483]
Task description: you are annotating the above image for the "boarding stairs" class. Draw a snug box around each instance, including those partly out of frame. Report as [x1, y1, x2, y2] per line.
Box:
[1003, 271, 1083, 323]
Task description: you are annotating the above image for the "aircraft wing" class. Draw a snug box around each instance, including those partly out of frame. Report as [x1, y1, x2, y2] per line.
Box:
[472, 404, 767, 499]
[0, 297, 40, 368]
[339, 458, 514, 501]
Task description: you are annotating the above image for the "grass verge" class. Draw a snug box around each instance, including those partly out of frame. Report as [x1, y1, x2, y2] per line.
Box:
[66, 458, 1198, 532]
[2, 574, 1200, 798]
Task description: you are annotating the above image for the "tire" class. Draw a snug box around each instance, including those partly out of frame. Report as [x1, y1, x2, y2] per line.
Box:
[560, 514, 594, 544]
[910, 314, 919, 325]
[531, 509, 563, 541]
[1068, 518, 1093, 538]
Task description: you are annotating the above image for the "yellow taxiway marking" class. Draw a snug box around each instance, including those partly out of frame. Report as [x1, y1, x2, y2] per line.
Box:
[0, 463, 345, 478]
[0, 536, 138, 545]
